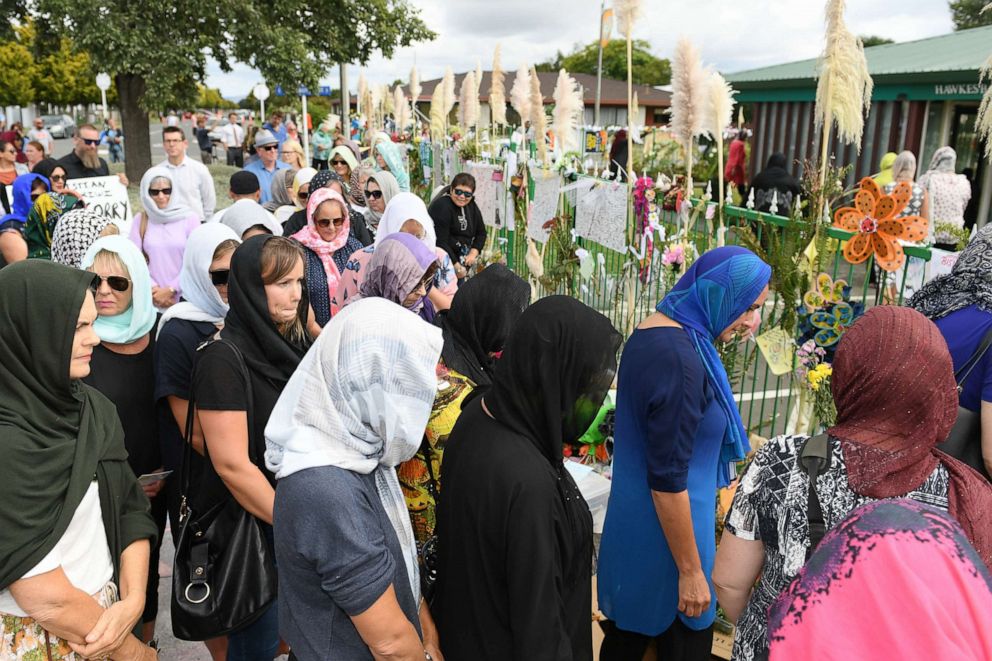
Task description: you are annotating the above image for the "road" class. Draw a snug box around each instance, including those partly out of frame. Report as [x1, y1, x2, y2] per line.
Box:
[48, 119, 207, 164]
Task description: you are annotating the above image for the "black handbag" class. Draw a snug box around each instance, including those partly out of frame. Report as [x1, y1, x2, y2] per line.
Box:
[171, 339, 278, 641]
[937, 330, 992, 482]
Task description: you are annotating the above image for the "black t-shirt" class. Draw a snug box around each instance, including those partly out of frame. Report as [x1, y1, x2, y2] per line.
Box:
[194, 127, 213, 152]
[83, 334, 161, 476]
[192, 337, 281, 507]
[57, 151, 110, 180]
[154, 318, 216, 472]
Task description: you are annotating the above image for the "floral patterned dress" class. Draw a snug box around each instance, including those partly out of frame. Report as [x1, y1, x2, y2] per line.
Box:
[1, 583, 117, 660]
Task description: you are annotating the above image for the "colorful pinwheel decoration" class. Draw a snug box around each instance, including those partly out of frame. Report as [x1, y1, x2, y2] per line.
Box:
[832, 178, 928, 272]
[797, 272, 864, 361]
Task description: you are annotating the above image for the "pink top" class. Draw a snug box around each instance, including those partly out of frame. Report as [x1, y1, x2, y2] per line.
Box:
[128, 212, 201, 295]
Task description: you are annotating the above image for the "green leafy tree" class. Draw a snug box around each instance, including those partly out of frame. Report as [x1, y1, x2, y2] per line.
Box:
[197, 85, 236, 110]
[0, 34, 35, 107]
[25, 0, 435, 183]
[859, 35, 894, 47]
[536, 39, 671, 86]
[950, 0, 992, 29]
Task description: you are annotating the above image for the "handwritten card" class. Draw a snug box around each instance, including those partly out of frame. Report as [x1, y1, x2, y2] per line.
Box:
[755, 327, 795, 377]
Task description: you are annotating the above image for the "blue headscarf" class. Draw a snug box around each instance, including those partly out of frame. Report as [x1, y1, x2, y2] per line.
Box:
[81, 235, 157, 344]
[657, 246, 771, 486]
[1, 173, 48, 224]
[375, 140, 410, 192]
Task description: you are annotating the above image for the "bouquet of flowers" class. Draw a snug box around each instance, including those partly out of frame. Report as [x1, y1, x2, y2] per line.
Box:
[795, 340, 837, 427]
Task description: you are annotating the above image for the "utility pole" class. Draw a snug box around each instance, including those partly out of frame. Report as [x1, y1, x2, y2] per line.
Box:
[340, 64, 349, 139]
[595, 0, 607, 127]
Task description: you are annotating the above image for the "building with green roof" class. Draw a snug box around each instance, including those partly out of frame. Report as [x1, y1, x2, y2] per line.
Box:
[726, 25, 991, 228]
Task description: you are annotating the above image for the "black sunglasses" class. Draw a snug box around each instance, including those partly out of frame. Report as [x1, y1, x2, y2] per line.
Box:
[259, 144, 279, 151]
[364, 189, 383, 200]
[297, 191, 310, 201]
[331, 159, 348, 166]
[51, 174, 66, 182]
[209, 269, 230, 286]
[148, 187, 172, 197]
[81, 138, 100, 146]
[89, 274, 131, 292]
[452, 188, 474, 199]
[315, 216, 345, 229]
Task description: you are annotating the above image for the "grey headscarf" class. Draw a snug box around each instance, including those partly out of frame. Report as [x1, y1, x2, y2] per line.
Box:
[908, 225, 992, 320]
[264, 168, 296, 212]
[365, 170, 401, 227]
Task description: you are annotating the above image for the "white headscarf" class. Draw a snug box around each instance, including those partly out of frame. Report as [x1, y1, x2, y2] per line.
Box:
[365, 170, 401, 225]
[156, 223, 241, 338]
[373, 191, 437, 251]
[218, 199, 283, 238]
[139, 166, 193, 224]
[265, 297, 442, 603]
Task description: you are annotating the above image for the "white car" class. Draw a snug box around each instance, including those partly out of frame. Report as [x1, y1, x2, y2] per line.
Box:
[41, 115, 76, 139]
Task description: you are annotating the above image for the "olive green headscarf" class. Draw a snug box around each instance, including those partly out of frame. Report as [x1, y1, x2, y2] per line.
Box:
[0, 260, 156, 590]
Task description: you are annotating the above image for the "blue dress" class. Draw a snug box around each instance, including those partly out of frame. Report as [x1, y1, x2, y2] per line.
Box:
[934, 305, 992, 412]
[597, 326, 726, 635]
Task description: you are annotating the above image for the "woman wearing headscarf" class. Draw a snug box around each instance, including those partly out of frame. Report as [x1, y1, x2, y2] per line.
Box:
[399, 264, 530, 583]
[291, 186, 362, 327]
[745, 153, 801, 215]
[429, 172, 488, 280]
[910, 225, 992, 478]
[330, 144, 359, 188]
[332, 192, 457, 315]
[345, 232, 440, 322]
[79, 236, 167, 644]
[767, 499, 992, 661]
[879, 150, 929, 300]
[2, 172, 49, 263]
[872, 151, 897, 187]
[263, 167, 298, 222]
[291, 166, 316, 214]
[918, 146, 972, 249]
[266, 298, 444, 660]
[724, 132, 747, 198]
[190, 235, 311, 660]
[310, 117, 336, 170]
[154, 224, 239, 661]
[375, 139, 410, 192]
[51, 209, 120, 269]
[360, 170, 401, 241]
[218, 198, 283, 240]
[608, 129, 629, 182]
[434, 296, 621, 660]
[713, 306, 992, 661]
[350, 164, 374, 215]
[597, 246, 770, 661]
[130, 166, 200, 310]
[282, 168, 373, 246]
[0, 260, 158, 661]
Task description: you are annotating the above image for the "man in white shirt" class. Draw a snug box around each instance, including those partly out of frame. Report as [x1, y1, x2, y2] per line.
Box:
[220, 113, 246, 167]
[27, 117, 55, 155]
[157, 126, 216, 220]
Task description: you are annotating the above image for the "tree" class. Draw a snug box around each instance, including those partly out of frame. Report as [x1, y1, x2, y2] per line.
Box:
[197, 85, 236, 110]
[950, 0, 992, 30]
[0, 39, 35, 107]
[859, 35, 894, 47]
[24, 0, 435, 184]
[536, 39, 671, 86]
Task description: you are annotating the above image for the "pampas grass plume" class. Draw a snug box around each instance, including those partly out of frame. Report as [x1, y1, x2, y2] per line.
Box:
[394, 86, 410, 131]
[669, 37, 707, 153]
[409, 67, 421, 103]
[510, 64, 532, 127]
[977, 2, 992, 157]
[430, 84, 445, 141]
[459, 71, 480, 129]
[815, 0, 873, 149]
[614, 0, 642, 36]
[529, 65, 548, 162]
[704, 70, 735, 139]
[490, 44, 508, 126]
[552, 69, 583, 153]
[442, 67, 457, 118]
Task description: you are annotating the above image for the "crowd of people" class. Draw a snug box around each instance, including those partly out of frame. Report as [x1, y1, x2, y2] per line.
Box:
[2, 112, 992, 661]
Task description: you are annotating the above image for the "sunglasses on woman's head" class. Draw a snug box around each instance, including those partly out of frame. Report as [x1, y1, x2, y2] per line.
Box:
[89, 274, 131, 292]
[209, 269, 230, 286]
[315, 215, 345, 229]
[148, 187, 172, 197]
[452, 188, 474, 199]
[364, 189, 383, 200]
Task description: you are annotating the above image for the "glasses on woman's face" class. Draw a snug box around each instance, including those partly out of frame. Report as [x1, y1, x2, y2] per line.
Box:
[148, 187, 172, 197]
[452, 188, 474, 199]
[51, 174, 66, 183]
[315, 214, 345, 229]
[209, 269, 230, 286]
[298, 190, 310, 201]
[89, 274, 131, 292]
[364, 189, 383, 200]
[331, 159, 347, 166]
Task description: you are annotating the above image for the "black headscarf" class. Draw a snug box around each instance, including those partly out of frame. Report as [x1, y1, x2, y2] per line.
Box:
[748, 153, 802, 214]
[223, 235, 310, 386]
[0, 261, 156, 589]
[33, 157, 62, 183]
[437, 264, 529, 387]
[608, 130, 629, 182]
[487, 295, 621, 464]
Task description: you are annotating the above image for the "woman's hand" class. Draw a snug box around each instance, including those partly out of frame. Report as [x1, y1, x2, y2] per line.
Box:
[420, 600, 444, 661]
[464, 249, 479, 267]
[141, 467, 166, 499]
[68, 593, 144, 659]
[151, 286, 175, 309]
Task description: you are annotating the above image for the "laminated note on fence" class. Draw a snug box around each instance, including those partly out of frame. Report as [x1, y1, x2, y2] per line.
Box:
[468, 162, 501, 226]
[528, 170, 561, 243]
[755, 327, 795, 377]
[574, 182, 628, 252]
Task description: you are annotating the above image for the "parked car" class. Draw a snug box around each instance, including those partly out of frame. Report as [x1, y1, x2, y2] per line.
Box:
[41, 115, 76, 139]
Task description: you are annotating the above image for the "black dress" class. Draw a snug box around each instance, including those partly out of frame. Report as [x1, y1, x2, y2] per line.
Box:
[428, 191, 487, 266]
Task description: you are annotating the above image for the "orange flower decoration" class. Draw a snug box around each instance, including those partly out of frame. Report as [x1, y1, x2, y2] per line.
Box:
[832, 178, 928, 272]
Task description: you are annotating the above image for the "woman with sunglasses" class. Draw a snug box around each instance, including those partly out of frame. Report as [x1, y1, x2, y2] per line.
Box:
[0, 260, 158, 661]
[329, 144, 358, 187]
[191, 235, 311, 660]
[2, 173, 49, 264]
[79, 235, 169, 646]
[291, 187, 363, 327]
[0, 139, 28, 188]
[332, 192, 458, 316]
[283, 169, 374, 247]
[21, 161, 83, 259]
[130, 167, 201, 310]
[363, 170, 401, 239]
[290, 166, 316, 218]
[428, 173, 488, 282]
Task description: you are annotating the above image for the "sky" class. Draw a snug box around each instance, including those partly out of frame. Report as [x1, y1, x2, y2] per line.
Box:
[205, 0, 956, 101]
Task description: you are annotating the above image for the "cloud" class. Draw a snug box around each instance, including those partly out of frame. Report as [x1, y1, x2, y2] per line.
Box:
[205, 0, 954, 100]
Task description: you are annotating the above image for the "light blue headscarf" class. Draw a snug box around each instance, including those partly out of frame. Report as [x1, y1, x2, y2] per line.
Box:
[81, 235, 157, 344]
[375, 140, 410, 192]
[657, 246, 771, 486]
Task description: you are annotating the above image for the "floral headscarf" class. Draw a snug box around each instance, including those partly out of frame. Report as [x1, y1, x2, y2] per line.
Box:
[292, 187, 352, 301]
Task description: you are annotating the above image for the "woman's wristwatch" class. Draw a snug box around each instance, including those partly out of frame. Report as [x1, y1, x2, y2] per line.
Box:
[424, 652, 433, 661]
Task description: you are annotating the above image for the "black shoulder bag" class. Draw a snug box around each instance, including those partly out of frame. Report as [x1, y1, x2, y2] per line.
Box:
[798, 433, 831, 561]
[171, 339, 278, 641]
[937, 330, 992, 482]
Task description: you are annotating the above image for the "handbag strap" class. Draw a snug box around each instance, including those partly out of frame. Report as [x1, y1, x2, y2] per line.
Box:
[954, 329, 992, 392]
[799, 433, 831, 561]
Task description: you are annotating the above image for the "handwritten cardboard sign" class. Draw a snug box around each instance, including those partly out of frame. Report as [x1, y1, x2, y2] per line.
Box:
[66, 176, 132, 233]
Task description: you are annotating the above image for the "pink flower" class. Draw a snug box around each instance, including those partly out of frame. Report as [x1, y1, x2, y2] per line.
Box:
[662, 245, 685, 267]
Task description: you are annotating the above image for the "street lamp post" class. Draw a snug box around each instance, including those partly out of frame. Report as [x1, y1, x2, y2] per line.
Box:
[253, 83, 270, 124]
[95, 73, 111, 122]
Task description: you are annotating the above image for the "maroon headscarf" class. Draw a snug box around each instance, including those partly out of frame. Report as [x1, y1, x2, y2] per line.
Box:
[828, 306, 992, 565]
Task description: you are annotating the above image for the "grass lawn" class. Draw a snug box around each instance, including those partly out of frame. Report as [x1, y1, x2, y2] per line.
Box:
[111, 162, 241, 217]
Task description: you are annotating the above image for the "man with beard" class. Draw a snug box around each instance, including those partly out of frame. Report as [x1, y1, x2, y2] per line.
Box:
[58, 124, 127, 186]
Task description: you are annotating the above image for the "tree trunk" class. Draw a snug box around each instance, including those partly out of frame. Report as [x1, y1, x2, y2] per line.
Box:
[116, 73, 151, 186]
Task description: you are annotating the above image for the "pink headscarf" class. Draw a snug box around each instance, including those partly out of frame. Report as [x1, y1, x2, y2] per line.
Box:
[292, 187, 351, 301]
